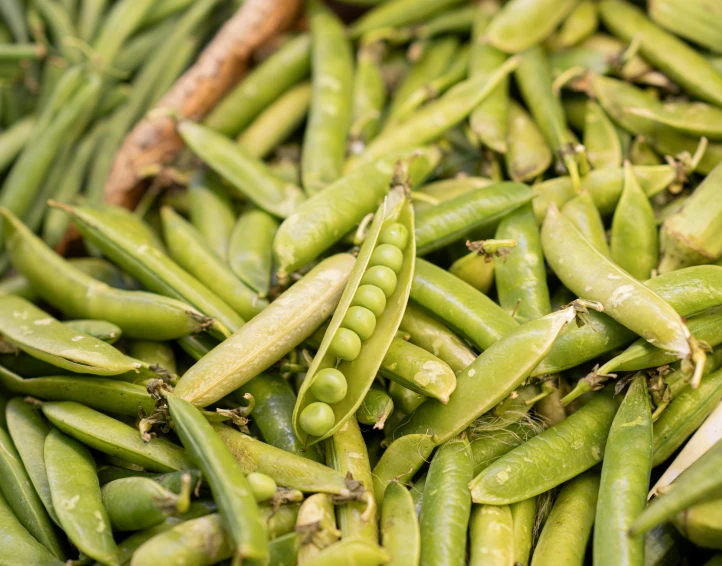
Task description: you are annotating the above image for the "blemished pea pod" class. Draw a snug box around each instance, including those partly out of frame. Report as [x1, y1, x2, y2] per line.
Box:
[598, 0, 722, 108]
[236, 373, 323, 462]
[419, 436, 472, 566]
[495, 204, 552, 323]
[561, 191, 611, 258]
[357, 386, 394, 429]
[398, 302, 477, 373]
[54, 202, 242, 336]
[42, 401, 192, 472]
[347, 57, 518, 171]
[301, 0, 353, 196]
[672, 497, 722, 549]
[62, 319, 121, 344]
[204, 33, 310, 137]
[238, 81, 311, 160]
[274, 147, 439, 277]
[213, 423, 349, 495]
[161, 206, 266, 321]
[469, 504, 514, 566]
[532, 164, 677, 224]
[296, 493, 341, 562]
[0, 422, 65, 559]
[102, 477, 189, 532]
[45, 429, 118, 565]
[531, 471, 600, 566]
[610, 162, 658, 280]
[626, 101, 722, 141]
[381, 481, 419, 566]
[412, 258, 518, 351]
[584, 100, 622, 170]
[470, 389, 620, 504]
[130, 513, 234, 566]
[506, 100, 553, 182]
[301, 537, 391, 566]
[175, 253, 354, 407]
[542, 204, 699, 373]
[349, 42, 386, 148]
[511, 497, 536, 566]
[166, 393, 267, 562]
[371, 434, 436, 504]
[469, 3, 508, 154]
[178, 121, 306, 219]
[516, 46, 583, 191]
[186, 171, 235, 259]
[660, 161, 722, 273]
[349, 0, 466, 38]
[227, 207, 278, 298]
[395, 306, 575, 444]
[652, 367, 722, 467]
[379, 337, 456, 403]
[415, 181, 534, 255]
[293, 191, 413, 446]
[486, 0, 578, 53]
[129, 340, 177, 376]
[631, 438, 722, 536]
[0, 295, 145, 376]
[0, 490, 63, 566]
[594, 376, 652, 566]
[6, 398, 58, 525]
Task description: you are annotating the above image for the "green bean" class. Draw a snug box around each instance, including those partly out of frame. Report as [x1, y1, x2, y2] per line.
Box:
[204, 34, 311, 137]
[186, 171, 235, 259]
[381, 481, 419, 566]
[371, 434, 436, 504]
[350, 0, 466, 38]
[469, 504, 514, 566]
[349, 43, 386, 148]
[470, 389, 620, 504]
[357, 386, 394, 428]
[274, 147, 439, 277]
[54, 202, 242, 336]
[506, 100, 553, 182]
[238, 81, 311, 160]
[0, 115, 34, 173]
[531, 471, 600, 566]
[228, 207, 278, 298]
[561, 191, 611, 258]
[45, 429, 118, 565]
[594, 375, 652, 566]
[0, 490, 63, 566]
[584, 99, 622, 170]
[175, 253, 353, 407]
[42, 401, 192, 472]
[419, 436, 472, 566]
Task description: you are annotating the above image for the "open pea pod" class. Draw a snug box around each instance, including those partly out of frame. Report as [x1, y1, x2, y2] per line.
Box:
[293, 188, 415, 447]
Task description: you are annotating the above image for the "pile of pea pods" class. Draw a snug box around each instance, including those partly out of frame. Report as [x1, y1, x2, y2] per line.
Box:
[2, 0, 722, 564]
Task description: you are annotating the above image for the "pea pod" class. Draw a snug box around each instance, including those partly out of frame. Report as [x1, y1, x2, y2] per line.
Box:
[187, 171, 235, 259]
[419, 436, 472, 566]
[293, 190, 414, 445]
[349, 42, 386, 148]
[381, 481, 419, 566]
[274, 147, 439, 277]
[349, 0, 466, 38]
[300, 537, 390, 566]
[129, 340, 177, 376]
[531, 471, 600, 566]
[469, 422, 542, 477]
[584, 100, 622, 170]
[175, 253, 354, 408]
[414, 4, 476, 38]
[0, 490, 63, 566]
[357, 386, 394, 428]
[470, 389, 620, 504]
[506, 100, 553, 182]
[41, 401, 192, 472]
[228, 207, 278, 298]
[0, 115, 34, 174]
[511, 497, 536, 566]
[626, 101, 722, 141]
[372, 434, 436, 504]
[561, 191, 611, 258]
[395, 306, 576, 444]
[414, 176, 494, 211]
[594, 375, 652, 566]
[672, 498, 722, 549]
[296, 493, 341, 562]
[469, 504, 514, 566]
[45, 429, 118, 565]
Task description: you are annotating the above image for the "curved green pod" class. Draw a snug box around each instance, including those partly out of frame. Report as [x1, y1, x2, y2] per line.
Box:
[349, 0, 466, 38]
[228, 208, 278, 298]
[673, 498, 722, 549]
[101, 477, 187, 532]
[63, 319, 121, 343]
[0, 490, 62, 566]
[187, 171, 236, 259]
[561, 191, 611, 258]
[381, 481, 420, 566]
[356, 386, 394, 428]
[372, 434, 436, 504]
[506, 100, 553, 183]
[469, 504, 514, 566]
[293, 189, 414, 447]
[174, 253, 354, 408]
[584, 100, 623, 170]
[348, 43, 386, 147]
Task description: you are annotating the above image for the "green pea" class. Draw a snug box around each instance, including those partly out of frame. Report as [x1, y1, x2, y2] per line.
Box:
[246, 473, 277, 503]
[351, 284, 386, 317]
[361, 266, 397, 298]
[311, 368, 348, 404]
[329, 328, 362, 362]
[341, 306, 377, 341]
[300, 402, 336, 437]
[369, 244, 404, 274]
[378, 222, 409, 250]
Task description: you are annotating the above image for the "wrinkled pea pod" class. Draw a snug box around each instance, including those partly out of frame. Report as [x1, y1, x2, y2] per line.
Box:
[469, 504, 514, 566]
[54, 202, 242, 337]
[506, 99, 553, 183]
[419, 436, 472, 566]
[470, 389, 620, 505]
[213, 424, 349, 495]
[228, 207, 278, 298]
[175, 253, 354, 408]
[178, 120, 306, 219]
[42, 401, 192, 472]
[561, 190, 611, 258]
[394, 305, 576, 444]
[381, 481, 419, 566]
[187, 170, 236, 259]
[371, 433, 436, 504]
[274, 147, 439, 278]
[166, 393, 267, 563]
[356, 385, 394, 429]
[594, 375, 652, 566]
[45, 429, 118, 565]
[293, 190, 414, 445]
